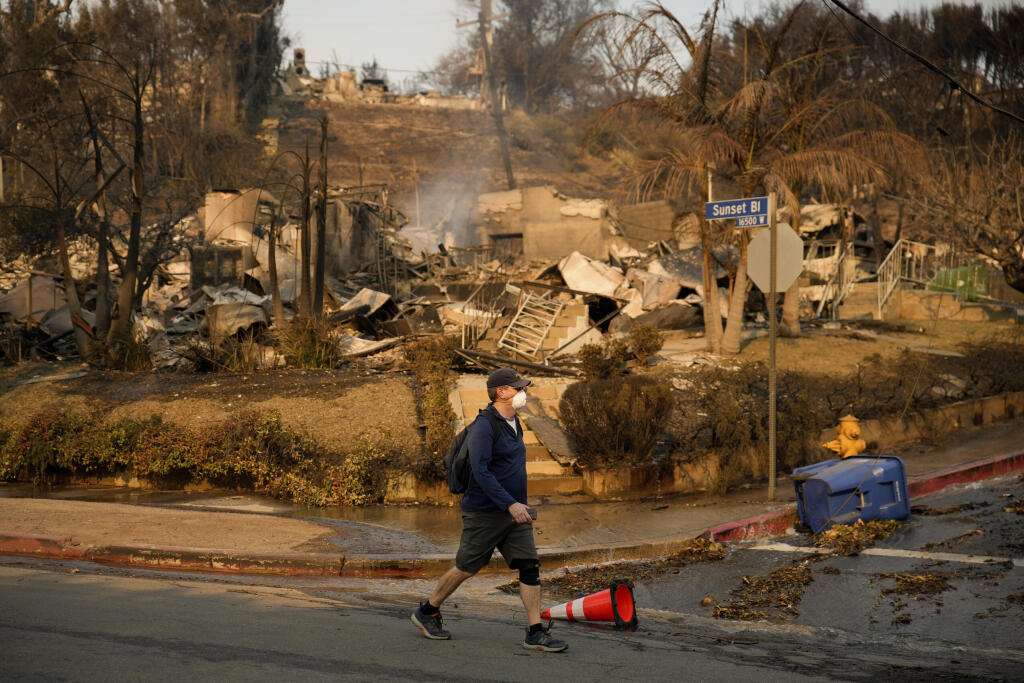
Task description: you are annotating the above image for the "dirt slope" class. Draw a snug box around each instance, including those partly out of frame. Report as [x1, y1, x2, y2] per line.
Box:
[279, 101, 632, 230]
[0, 361, 422, 456]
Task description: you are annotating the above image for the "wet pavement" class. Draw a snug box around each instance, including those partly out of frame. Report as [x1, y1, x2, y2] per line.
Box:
[633, 473, 1024, 670]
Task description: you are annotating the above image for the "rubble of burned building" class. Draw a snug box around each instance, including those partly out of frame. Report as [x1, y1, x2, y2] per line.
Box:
[3, 181, 1018, 372]
[0, 180, 735, 371]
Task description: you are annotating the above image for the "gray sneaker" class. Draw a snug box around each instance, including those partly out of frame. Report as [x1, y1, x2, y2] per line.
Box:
[523, 625, 568, 652]
[411, 605, 451, 640]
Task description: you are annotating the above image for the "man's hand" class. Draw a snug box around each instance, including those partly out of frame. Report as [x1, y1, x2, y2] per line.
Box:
[508, 502, 533, 524]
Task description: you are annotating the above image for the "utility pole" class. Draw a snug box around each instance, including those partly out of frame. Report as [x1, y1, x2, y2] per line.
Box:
[458, 0, 516, 190]
[767, 191, 778, 501]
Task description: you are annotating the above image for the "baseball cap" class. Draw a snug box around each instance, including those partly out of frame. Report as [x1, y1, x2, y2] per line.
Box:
[486, 367, 531, 389]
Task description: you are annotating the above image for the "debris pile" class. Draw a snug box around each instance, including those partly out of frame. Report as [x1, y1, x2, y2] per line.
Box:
[0, 182, 761, 371]
[711, 562, 814, 622]
[497, 537, 725, 598]
[813, 518, 903, 556]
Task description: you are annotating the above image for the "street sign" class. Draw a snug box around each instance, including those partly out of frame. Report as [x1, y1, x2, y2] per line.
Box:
[705, 196, 770, 221]
[735, 214, 768, 228]
[747, 223, 804, 293]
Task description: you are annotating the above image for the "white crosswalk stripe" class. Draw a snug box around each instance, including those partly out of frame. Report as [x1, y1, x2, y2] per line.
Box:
[748, 541, 1024, 567]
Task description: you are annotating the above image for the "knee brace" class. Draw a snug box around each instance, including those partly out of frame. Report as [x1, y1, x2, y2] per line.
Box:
[513, 560, 540, 586]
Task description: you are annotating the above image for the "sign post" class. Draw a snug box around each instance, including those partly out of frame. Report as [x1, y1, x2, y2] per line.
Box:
[708, 193, 803, 502]
[767, 192, 777, 501]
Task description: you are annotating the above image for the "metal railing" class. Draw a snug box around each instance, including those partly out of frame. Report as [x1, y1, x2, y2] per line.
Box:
[815, 243, 858, 319]
[459, 266, 509, 349]
[876, 240, 938, 318]
[874, 240, 1024, 317]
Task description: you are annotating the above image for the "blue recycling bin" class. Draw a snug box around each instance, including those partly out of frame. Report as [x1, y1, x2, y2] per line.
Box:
[791, 455, 910, 533]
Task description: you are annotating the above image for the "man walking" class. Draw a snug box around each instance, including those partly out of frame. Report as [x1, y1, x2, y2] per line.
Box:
[411, 367, 568, 652]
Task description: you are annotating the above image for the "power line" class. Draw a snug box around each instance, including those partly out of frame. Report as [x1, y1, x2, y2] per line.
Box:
[822, 0, 1024, 127]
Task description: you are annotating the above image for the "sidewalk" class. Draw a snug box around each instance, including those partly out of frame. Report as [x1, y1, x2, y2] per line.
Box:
[1, 420, 1022, 577]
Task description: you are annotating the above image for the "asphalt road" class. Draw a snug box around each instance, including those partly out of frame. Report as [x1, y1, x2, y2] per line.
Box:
[1, 475, 1021, 682]
[0, 559, 831, 683]
[634, 473, 1024, 680]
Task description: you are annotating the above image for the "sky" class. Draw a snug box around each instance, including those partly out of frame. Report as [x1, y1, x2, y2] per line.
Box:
[280, 0, 1011, 88]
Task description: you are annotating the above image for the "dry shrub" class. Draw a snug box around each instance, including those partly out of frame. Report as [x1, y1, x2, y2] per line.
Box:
[670, 363, 830, 493]
[627, 324, 664, 363]
[277, 316, 343, 369]
[335, 436, 392, 505]
[403, 335, 456, 385]
[107, 336, 152, 371]
[403, 336, 458, 479]
[577, 328, 664, 379]
[0, 408, 395, 507]
[560, 376, 673, 468]
[0, 326, 23, 365]
[577, 338, 629, 380]
[179, 332, 264, 372]
[669, 332, 1024, 493]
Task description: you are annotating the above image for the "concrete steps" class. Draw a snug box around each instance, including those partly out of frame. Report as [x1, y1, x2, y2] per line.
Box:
[838, 281, 879, 320]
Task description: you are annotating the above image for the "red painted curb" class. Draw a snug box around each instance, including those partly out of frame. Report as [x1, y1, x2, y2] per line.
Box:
[703, 506, 799, 543]
[0, 531, 85, 559]
[908, 449, 1024, 498]
[83, 544, 346, 576]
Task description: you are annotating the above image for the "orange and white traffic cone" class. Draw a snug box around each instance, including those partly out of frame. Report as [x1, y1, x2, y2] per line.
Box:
[540, 579, 638, 631]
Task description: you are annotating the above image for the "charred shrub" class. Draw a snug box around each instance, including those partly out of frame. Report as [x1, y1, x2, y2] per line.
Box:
[669, 364, 832, 493]
[180, 331, 265, 373]
[577, 338, 630, 380]
[277, 316, 344, 369]
[107, 336, 153, 372]
[0, 408, 394, 507]
[627, 324, 664, 364]
[559, 376, 673, 468]
[576, 328, 664, 379]
[403, 336, 458, 479]
[0, 325, 24, 365]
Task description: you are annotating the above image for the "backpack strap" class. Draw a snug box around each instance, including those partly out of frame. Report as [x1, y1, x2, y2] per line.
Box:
[477, 408, 504, 446]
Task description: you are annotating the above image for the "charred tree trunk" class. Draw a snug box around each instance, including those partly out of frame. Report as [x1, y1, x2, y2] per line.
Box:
[781, 208, 802, 337]
[107, 95, 145, 354]
[313, 116, 328, 317]
[52, 157, 93, 359]
[268, 213, 285, 324]
[721, 230, 750, 355]
[299, 138, 313, 317]
[83, 98, 112, 341]
[699, 215, 723, 354]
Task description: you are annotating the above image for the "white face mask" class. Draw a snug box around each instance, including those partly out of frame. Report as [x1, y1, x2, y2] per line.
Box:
[511, 389, 528, 410]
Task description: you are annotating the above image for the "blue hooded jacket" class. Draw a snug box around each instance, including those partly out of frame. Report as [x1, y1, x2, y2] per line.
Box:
[461, 405, 527, 512]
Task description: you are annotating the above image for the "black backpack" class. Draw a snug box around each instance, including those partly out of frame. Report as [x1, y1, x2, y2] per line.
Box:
[443, 409, 503, 494]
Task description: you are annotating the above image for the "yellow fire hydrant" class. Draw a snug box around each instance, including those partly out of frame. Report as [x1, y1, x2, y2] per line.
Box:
[822, 414, 867, 458]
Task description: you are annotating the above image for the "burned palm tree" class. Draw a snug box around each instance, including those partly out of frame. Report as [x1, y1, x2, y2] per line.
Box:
[577, 1, 920, 352]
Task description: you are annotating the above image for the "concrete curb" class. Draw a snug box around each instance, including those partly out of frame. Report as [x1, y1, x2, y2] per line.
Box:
[2, 449, 1022, 577]
[907, 449, 1024, 498]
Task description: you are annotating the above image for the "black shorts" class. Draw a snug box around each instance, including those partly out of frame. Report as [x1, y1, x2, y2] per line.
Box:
[455, 510, 539, 574]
